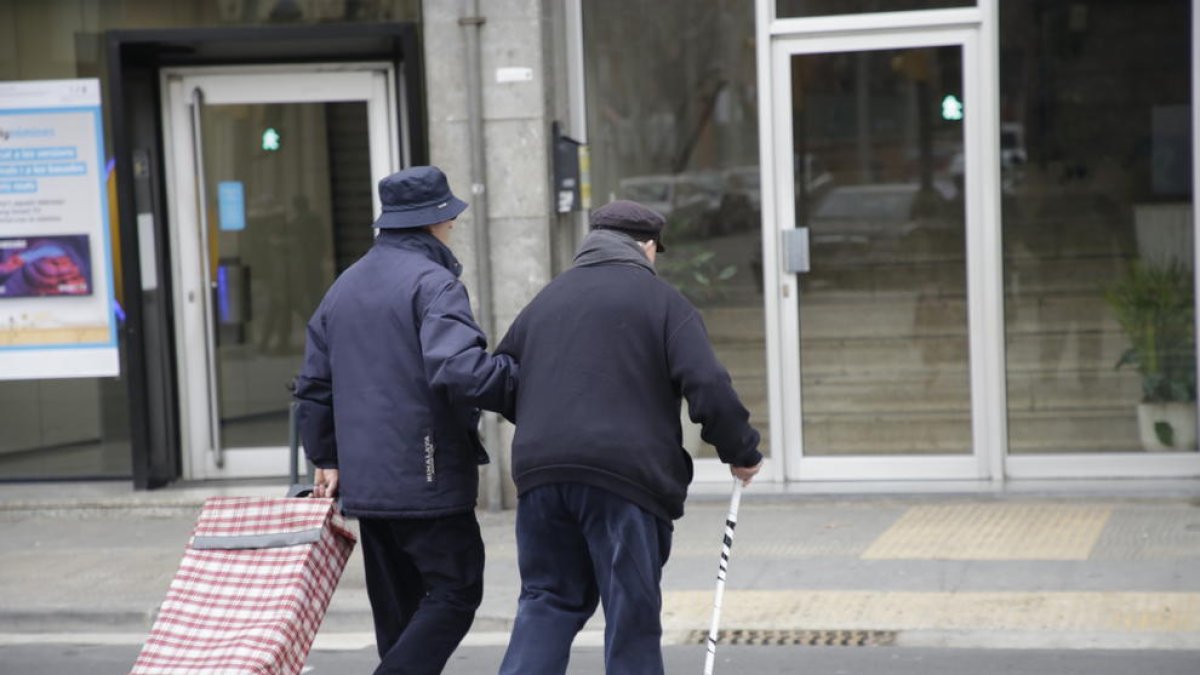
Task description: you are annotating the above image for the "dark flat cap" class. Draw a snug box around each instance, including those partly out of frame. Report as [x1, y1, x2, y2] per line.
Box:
[589, 200, 666, 252]
[373, 166, 468, 229]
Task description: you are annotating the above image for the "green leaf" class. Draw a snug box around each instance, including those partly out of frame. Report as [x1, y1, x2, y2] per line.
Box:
[1105, 261, 1195, 403]
[1154, 420, 1175, 447]
[1168, 381, 1192, 402]
[717, 265, 737, 281]
[693, 271, 710, 286]
[1114, 348, 1139, 370]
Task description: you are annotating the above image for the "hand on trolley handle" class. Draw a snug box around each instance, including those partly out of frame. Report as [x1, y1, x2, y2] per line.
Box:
[313, 467, 340, 498]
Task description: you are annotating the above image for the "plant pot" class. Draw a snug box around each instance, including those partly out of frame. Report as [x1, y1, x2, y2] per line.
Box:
[1136, 402, 1198, 452]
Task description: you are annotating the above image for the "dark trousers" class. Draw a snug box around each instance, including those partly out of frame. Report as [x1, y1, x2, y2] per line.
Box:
[498, 483, 673, 675]
[358, 511, 484, 675]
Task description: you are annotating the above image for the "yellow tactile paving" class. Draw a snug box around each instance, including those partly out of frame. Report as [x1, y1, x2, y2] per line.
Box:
[0, 325, 110, 346]
[861, 503, 1112, 560]
[662, 590, 1200, 633]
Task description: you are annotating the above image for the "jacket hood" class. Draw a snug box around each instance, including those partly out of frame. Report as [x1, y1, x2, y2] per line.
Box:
[572, 228, 656, 276]
[375, 229, 463, 278]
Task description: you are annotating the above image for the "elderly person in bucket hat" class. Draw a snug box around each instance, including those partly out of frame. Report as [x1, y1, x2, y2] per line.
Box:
[495, 199, 763, 674]
[294, 165, 516, 675]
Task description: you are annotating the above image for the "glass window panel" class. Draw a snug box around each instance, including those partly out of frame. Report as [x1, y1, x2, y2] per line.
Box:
[1000, 0, 1196, 454]
[0, 0, 418, 479]
[793, 46, 972, 456]
[777, 0, 973, 19]
[583, 0, 765, 459]
[199, 101, 372, 451]
[0, 377, 131, 479]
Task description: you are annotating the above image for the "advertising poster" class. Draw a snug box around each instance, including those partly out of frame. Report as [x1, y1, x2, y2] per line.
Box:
[0, 79, 118, 379]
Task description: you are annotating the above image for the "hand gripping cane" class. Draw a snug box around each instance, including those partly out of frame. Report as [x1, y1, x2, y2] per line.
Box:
[703, 478, 744, 675]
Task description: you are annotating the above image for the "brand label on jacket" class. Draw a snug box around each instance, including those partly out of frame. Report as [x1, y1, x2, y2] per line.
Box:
[424, 433, 436, 483]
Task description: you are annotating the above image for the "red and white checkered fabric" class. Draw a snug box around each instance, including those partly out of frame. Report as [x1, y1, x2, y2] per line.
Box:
[131, 496, 357, 675]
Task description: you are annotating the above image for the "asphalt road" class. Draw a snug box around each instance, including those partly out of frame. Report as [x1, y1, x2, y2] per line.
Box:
[2, 644, 1199, 675]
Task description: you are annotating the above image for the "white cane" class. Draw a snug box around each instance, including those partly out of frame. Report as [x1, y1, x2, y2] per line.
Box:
[703, 478, 744, 675]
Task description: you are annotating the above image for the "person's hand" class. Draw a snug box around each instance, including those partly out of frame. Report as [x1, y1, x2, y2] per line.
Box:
[731, 460, 762, 486]
[314, 468, 339, 498]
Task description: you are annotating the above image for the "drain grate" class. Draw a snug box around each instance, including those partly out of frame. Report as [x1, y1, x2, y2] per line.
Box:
[690, 629, 898, 647]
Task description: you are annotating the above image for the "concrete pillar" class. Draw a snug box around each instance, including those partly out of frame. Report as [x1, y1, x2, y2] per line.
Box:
[422, 0, 562, 508]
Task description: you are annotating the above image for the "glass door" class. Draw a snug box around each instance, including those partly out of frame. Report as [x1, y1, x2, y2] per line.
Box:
[162, 65, 398, 480]
[772, 27, 997, 480]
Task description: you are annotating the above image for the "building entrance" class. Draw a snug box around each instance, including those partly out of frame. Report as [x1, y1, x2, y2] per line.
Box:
[767, 21, 1001, 481]
[161, 65, 399, 480]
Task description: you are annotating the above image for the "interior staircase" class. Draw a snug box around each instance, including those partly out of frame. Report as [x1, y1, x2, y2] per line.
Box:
[687, 190, 1157, 460]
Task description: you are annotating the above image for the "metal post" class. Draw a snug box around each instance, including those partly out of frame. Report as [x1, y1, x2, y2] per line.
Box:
[461, 0, 504, 511]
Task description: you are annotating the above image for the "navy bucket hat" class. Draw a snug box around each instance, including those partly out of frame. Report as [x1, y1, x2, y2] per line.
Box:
[373, 166, 468, 229]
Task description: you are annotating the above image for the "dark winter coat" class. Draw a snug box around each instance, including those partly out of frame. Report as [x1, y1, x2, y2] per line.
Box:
[294, 230, 516, 518]
[496, 229, 762, 521]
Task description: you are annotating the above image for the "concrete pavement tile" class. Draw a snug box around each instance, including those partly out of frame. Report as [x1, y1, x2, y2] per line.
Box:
[671, 503, 906, 559]
[1091, 505, 1200, 561]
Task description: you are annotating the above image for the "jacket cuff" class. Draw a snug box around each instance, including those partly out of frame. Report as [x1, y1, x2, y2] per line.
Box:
[731, 448, 763, 468]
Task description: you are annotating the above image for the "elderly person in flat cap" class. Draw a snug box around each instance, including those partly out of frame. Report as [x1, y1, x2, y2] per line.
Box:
[293, 166, 515, 675]
[495, 200, 763, 675]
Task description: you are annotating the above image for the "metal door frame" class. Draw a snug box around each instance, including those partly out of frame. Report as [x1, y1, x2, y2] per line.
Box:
[160, 63, 399, 480]
[756, 3, 1005, 482]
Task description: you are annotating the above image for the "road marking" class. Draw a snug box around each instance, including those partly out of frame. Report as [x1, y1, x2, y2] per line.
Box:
[0, 633, 149, 646]
[0, 630, 607, 649]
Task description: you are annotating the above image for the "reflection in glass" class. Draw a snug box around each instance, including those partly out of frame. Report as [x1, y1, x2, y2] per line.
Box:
[776, 0, 973, 18]
[0, 377, 131, 478]
[200, 102, 372, 451]
[1000, 0, 1196, 454]
[583, 0, 765, 459]
[793, 47, 971, 456]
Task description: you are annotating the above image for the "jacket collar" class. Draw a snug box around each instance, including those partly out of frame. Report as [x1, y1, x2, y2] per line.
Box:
[572, 229, 656, 275]
[375, 229, 463, 278]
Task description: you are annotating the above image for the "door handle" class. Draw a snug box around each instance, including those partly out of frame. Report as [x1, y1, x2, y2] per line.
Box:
[190, 86, 224, 468]
[782, 227, 810, 274]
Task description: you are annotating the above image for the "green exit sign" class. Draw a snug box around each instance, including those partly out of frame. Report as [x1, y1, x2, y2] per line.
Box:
[262, 127, 281, 151]
[941, 95, 964, 121]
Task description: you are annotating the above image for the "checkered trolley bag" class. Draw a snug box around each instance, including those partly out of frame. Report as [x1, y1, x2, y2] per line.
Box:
[131, 496, 357, 674]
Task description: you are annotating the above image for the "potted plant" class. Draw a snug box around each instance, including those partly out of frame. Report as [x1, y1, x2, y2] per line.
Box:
[1104, 261, 1197, 451]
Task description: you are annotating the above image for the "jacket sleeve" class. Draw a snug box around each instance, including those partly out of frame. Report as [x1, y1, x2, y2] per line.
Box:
[667, 310, 763, 468]
[420, 279, 518, 417]
[495, 315, 524, 424]
[293, 313, 338, 469]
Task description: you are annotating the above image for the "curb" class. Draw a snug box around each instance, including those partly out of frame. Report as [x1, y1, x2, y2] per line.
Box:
[0, 607, 513, 636]
[0, 502, 206, 519]
[2, 625, 1198, 652]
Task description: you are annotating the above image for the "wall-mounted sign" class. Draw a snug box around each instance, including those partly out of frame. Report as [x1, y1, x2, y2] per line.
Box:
[217, 181, 246, 231]
[0, 79, 118, 380]
[552, 121, 585, 214]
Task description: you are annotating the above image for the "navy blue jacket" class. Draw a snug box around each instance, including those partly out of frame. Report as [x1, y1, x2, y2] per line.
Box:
[294, 230, 516, 518]
[496, 230, 761, 521]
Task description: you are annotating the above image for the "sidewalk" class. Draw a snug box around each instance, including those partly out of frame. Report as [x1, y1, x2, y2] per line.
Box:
[1, 480, 1198, 651]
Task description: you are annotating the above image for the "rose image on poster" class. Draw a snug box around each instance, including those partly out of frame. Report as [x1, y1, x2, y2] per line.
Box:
[0, 235, 92, 298]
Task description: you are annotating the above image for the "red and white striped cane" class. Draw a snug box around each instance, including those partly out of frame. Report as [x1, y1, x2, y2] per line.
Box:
[703, 478, 744, 675]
